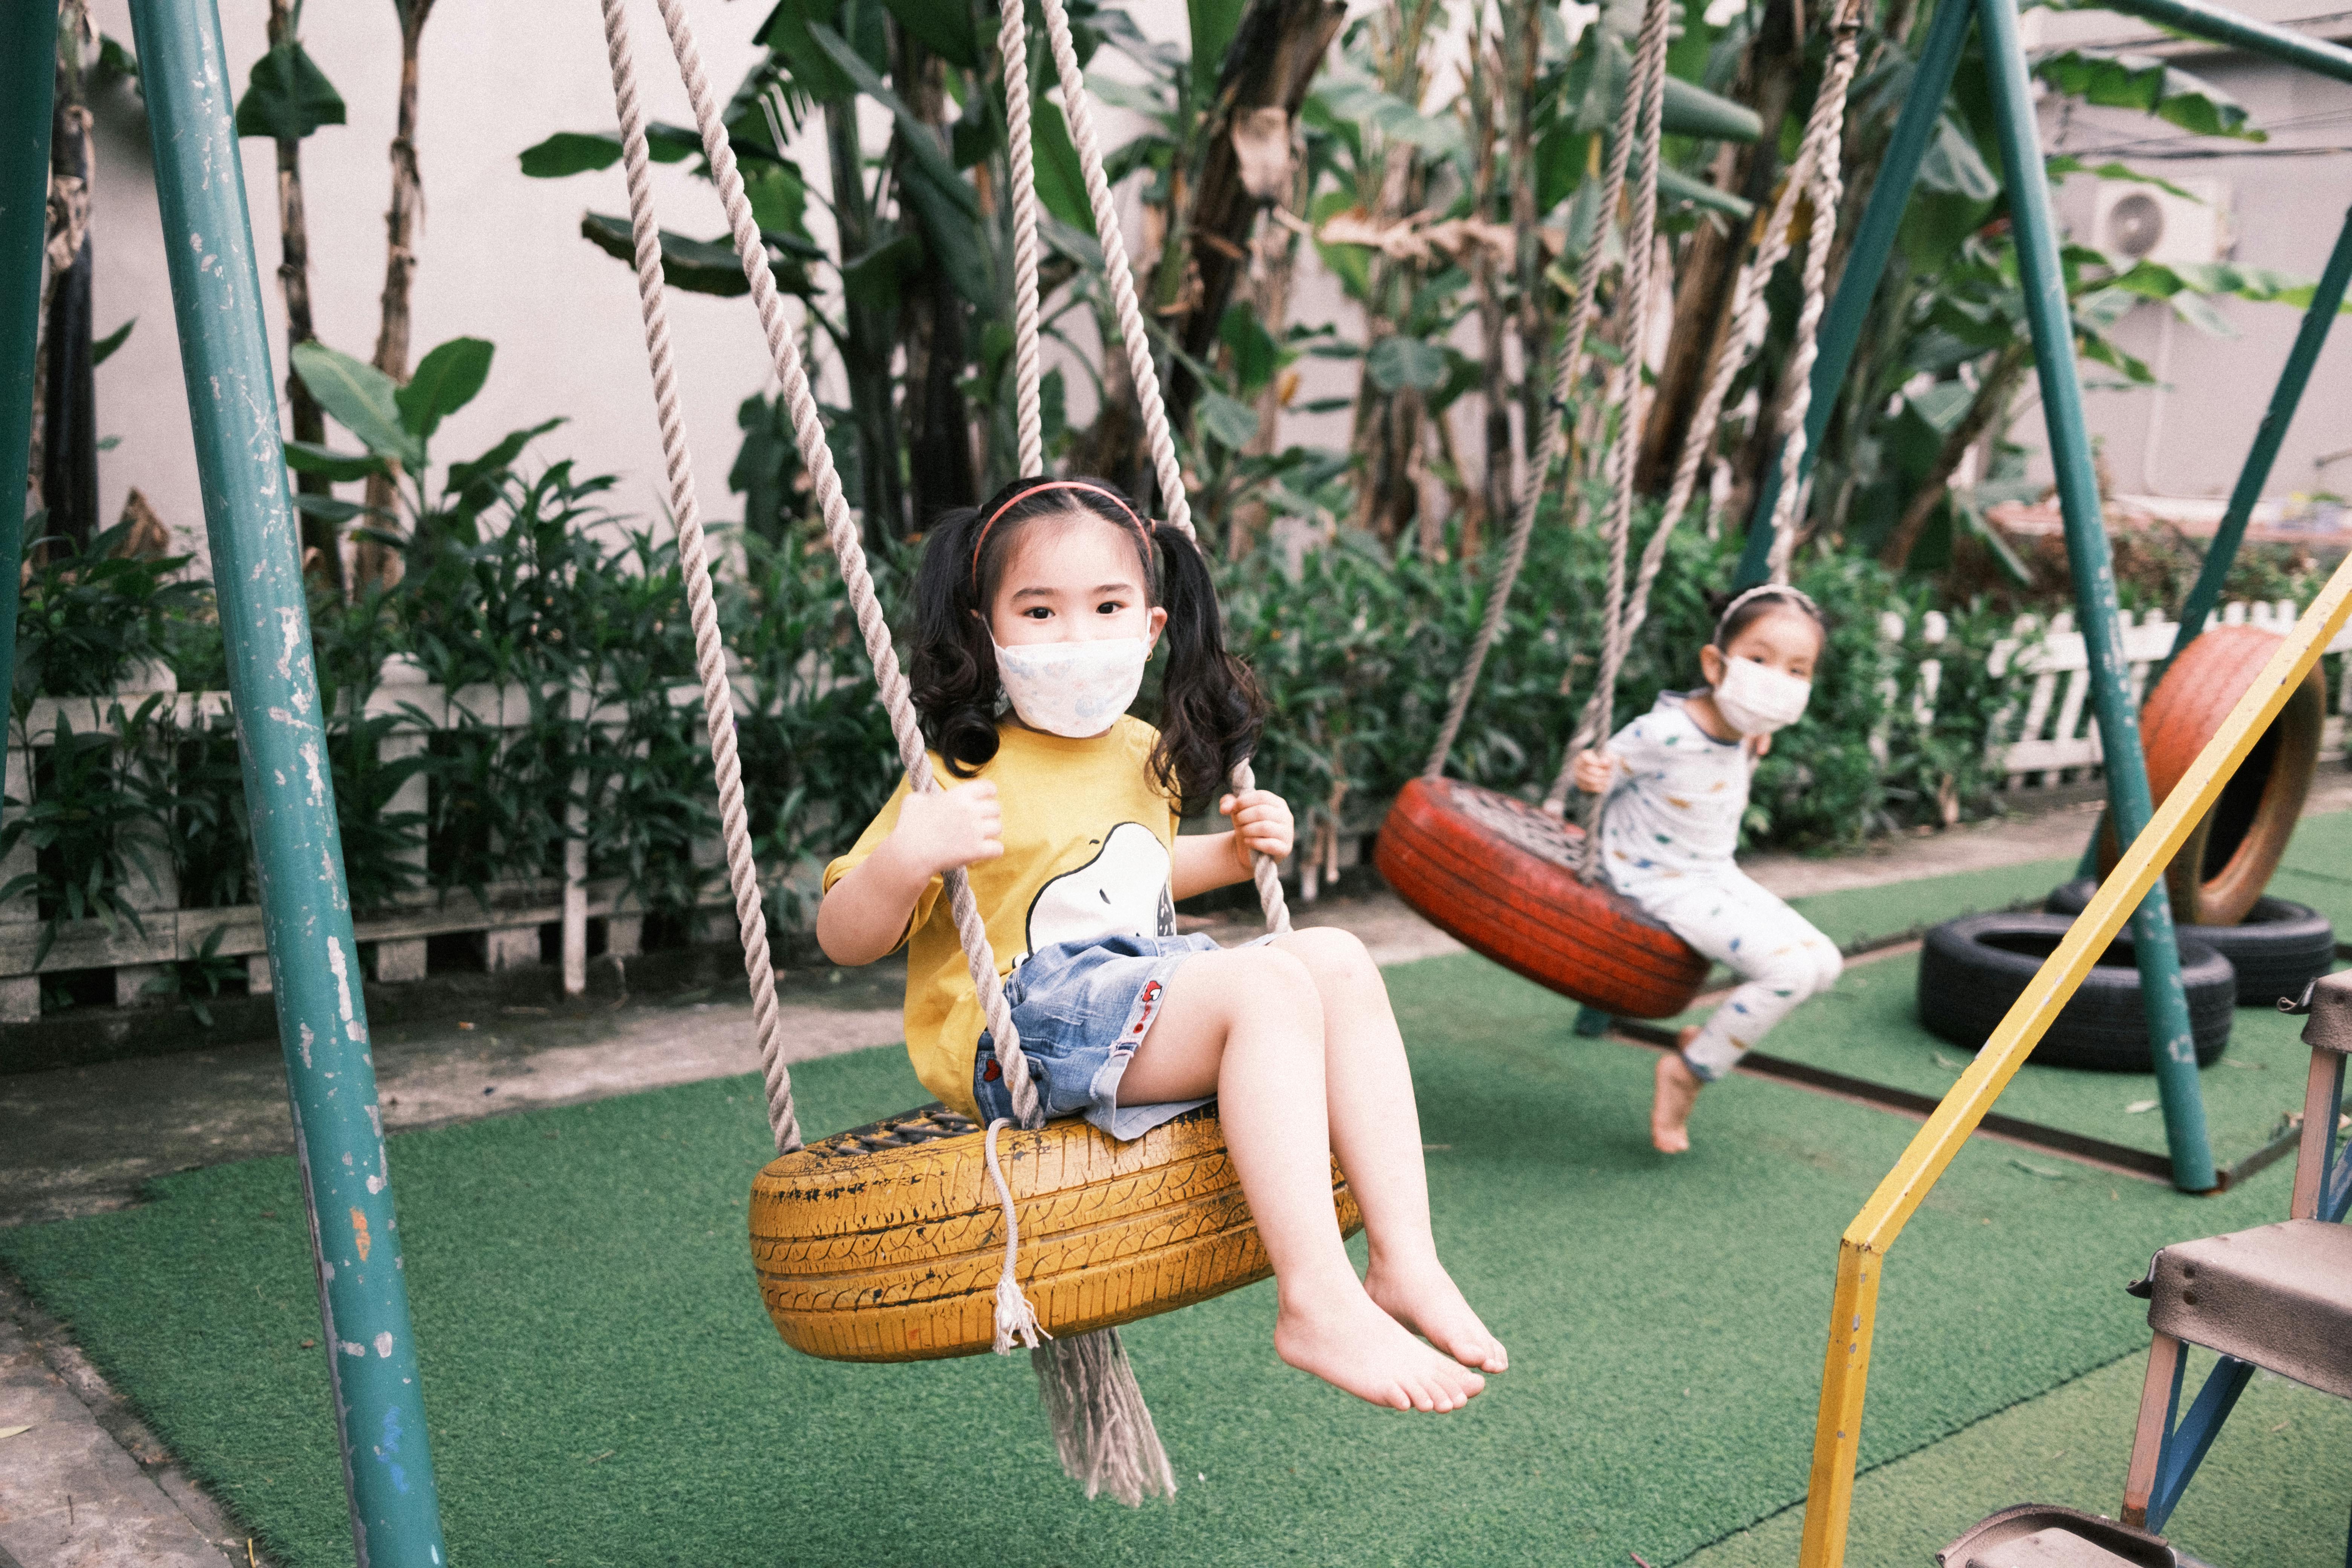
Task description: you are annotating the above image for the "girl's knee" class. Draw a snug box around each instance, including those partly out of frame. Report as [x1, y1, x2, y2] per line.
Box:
[1276, 926, 1375, 986]
[1225, 944, 1323, 1015]
[1813, 943, 1844, 992]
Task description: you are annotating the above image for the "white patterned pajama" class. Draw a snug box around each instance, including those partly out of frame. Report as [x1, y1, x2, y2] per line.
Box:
[1596, 691, 1842, 1080]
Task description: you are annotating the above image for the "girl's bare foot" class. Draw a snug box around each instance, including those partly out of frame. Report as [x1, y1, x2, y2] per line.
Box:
[1366, 1256, 1508, 1372]
[1652, 1032, 1706, 1153]
[1273, 1282, 1487, 1412]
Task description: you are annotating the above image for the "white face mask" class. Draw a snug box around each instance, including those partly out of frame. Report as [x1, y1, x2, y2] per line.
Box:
[990, 635, 1151, 738]
[1710, 655, 1812, 736]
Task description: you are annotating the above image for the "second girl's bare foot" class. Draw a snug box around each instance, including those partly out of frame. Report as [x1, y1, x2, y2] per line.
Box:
[1652, 1034, 1706, 1154]
[1274, 1283, 1487, 1412]
[1366, 1256, 1508, 1373]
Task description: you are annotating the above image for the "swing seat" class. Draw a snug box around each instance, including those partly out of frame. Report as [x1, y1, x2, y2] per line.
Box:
[2092, 625, 2325, 927]
[749, 1104, 1361, 1363]
[1374, 776, 1710, 1020]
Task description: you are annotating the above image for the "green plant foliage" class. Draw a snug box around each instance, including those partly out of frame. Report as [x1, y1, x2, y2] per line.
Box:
[233, 40, 345, 142]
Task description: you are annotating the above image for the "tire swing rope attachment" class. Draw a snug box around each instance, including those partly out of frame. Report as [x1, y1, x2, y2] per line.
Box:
[1385, 0, 1864, 1020]
[598, 0, 1321, 1507]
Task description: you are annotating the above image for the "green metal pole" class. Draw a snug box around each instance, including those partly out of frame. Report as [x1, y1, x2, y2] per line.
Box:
[126, 0, 451, 1559]
[1980, 0, 2216, 1191]
[1735, 0, 1975, 590]
[0, 2, 59, 811]
[2168, 207, 2352, 662]
[2095, 0, 2352, 86]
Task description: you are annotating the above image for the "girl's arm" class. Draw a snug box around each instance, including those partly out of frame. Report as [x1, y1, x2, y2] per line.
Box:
[817, 782, 1003, 966]
[1171, 788, 1295, 901]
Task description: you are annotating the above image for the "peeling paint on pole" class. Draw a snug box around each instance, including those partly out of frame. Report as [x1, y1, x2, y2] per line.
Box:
[124, 0, 450, 1560]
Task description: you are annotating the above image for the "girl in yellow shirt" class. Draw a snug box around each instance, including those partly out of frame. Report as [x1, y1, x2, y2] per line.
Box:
[819, 478, 1503, 1414]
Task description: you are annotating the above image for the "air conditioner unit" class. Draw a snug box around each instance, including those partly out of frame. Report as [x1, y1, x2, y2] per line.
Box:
[2090, 177, 2231, 267]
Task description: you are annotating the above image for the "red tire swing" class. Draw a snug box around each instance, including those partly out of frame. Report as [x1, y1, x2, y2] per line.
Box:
[1377, 0, 1864, 1023]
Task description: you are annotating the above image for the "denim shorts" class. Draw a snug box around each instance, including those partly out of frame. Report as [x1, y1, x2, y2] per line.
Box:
[972, 932, 1228, 1141]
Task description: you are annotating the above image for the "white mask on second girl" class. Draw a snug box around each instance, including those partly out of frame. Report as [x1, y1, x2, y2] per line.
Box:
[990, 635, 1151, 738]
[1710, 655, 1812, 736]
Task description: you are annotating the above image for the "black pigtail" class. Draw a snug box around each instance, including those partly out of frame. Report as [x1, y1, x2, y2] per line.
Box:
[1148, 524, 1266, 810]
[908, 503, 1002, 776]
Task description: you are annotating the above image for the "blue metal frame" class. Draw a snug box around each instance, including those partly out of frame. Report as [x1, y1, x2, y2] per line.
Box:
[0, 1, 60, 824]
[125, 0, 450, 1560]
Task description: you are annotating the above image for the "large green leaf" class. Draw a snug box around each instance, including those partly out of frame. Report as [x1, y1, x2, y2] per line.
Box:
[290, 341, 419, 469]
[396, 337, 495, 440]
[805, 22, 978, 220]
[880, 0, 977, 68]
[580, 214, 753, 297]
[1658, 165, 1752, 219]
[896, 162, 995, 308]
[1366, 335, 1449, 393]
[1030, 98, 1095, 235]
[841, 233, 924, 313]
[760, 1, 861, 106]
[1195, 390, 1260, 450]
[1660, 76, 1760, 142]
[1188, 0, 1249, 104]
[283, 441, 387, 482]
[518, 127, 698, 178]
[1219, 302, 1280, 397]
[2033, 51, 2263, 140]
[234, 40, 345, 142]
[90, 318, 134, 368]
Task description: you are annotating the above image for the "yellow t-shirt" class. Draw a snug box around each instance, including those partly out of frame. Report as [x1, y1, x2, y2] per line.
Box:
[821, 717, 1181, 1116]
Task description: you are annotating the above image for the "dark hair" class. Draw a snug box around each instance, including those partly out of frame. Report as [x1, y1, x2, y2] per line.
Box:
[1709, 584, 1828, 650]
[907, 476, 1265, 809]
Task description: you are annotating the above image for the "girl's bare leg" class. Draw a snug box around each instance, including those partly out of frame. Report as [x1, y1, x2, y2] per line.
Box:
[1271, 928, 1507, 1373]
[1653, 1031, 1706, 1153]
[1120, 945, 1485, 1412]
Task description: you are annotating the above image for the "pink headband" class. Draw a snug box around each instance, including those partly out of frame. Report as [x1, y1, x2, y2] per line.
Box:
[971, 480, 1153, 590]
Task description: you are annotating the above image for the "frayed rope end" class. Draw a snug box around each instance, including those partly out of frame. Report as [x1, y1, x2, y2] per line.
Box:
[983, 1117, 1048, 1354]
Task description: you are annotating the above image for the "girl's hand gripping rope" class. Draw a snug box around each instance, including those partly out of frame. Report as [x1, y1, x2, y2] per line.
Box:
[1570, 750, 1615, 796]
[1220, 787, 1294, 877]
[893, 781, 1005, 877]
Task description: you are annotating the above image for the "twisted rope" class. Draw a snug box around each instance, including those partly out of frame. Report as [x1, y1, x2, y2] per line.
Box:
[600, 0, 800, 1152]
[1421, 0, 1653, 783]
[1008, 0, 1289, 936]
[1565, 0, 1673, 867]
[1762, 5, 1865, 585]
[1539, 0, 1864, 817]
[999, 0, 1044, 477]
[1037, 0, 1192, 540]
[614, 0, 1045, 1133]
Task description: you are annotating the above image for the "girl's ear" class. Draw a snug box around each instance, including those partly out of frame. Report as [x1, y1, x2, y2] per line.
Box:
[1145, 603, 1168, 649]
[1698, 643, 1727, 687]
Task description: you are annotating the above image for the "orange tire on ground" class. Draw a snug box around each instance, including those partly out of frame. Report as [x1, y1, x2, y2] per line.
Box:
[1373, 776, 1710, 1020]
[750, 1104, 1360, 1363]
[2096, 625, 2323, 926]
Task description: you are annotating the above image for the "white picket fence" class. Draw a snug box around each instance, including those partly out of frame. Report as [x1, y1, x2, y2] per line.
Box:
[0, 657, 763, 1024]
[4, 599, 2345, 1022]
[1884, 597, 2352, 791]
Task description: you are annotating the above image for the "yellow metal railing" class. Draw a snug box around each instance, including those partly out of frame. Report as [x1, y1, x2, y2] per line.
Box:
[1795, 549, 2352, 1568]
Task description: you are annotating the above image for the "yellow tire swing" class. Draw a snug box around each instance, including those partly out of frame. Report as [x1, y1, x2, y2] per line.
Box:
[595, 0, 1357, 1504]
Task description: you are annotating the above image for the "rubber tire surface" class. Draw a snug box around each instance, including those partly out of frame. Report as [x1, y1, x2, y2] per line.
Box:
[1374, 776, 1710, 1020]
[749, 1104, 1360, 1363]
[1917, 912, 2236, 1071]
[2094, 625, 2324, 926]
[2044, 877, 2337, 1009]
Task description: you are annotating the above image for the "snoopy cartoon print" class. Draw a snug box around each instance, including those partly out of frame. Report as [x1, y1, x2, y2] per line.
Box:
[1022, 821, 1177, 959]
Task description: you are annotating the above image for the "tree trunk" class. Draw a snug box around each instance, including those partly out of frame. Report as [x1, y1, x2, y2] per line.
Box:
[892, 26, 974, 533]
[1468, 24, 1510, 544]
[1878, 346, 2030, 571]
[42, 58, 98, 552]
[1506, 0, 1546, 460]
[1226, 163, 1306, 557]
[355, 0, 435, 592]
[1161, 0, 1344, 438]
[270, 0, 344, 598]
[1635, 0, 1806, 495]
[825, 97, 907, 547]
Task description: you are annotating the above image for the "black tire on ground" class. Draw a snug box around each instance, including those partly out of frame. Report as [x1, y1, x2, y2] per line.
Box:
[1918, 913, 2236, 1071]
[2043, 878, 2336, 1009]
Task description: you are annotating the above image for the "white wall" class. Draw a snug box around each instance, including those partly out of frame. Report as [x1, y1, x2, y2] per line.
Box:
[85, 0, 778, 574]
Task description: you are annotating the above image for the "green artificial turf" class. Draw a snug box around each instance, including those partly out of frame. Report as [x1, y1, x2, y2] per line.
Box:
[0, 952, 2297, 1568]
[1687, 1346, 2352, 1568]
[1745, 950, 2322, 1167]
[2272, 808, 2352, 931]
[1783, 854, 2084, 951]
